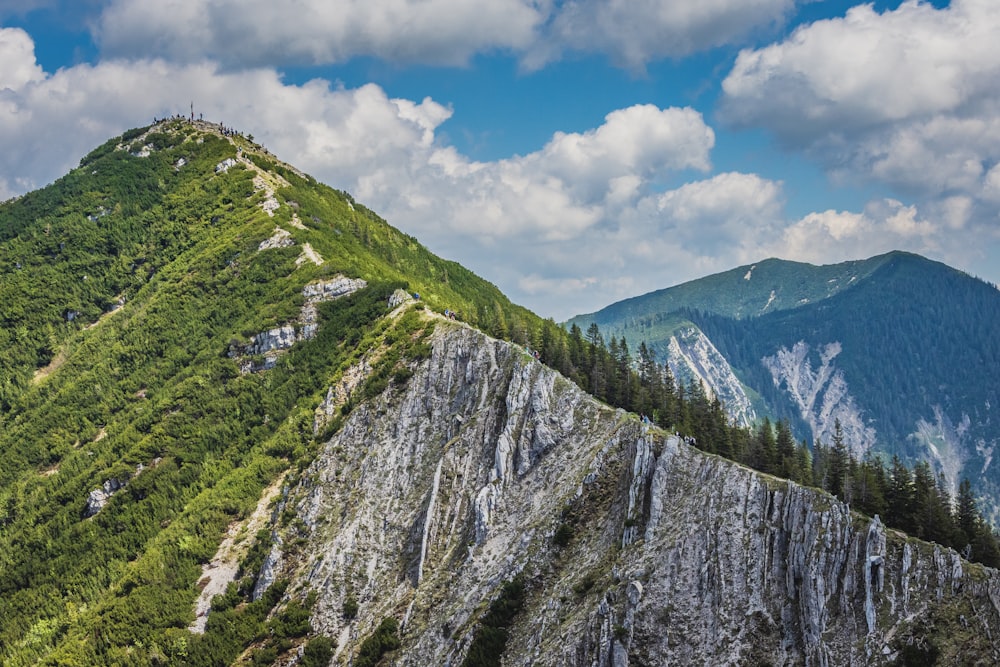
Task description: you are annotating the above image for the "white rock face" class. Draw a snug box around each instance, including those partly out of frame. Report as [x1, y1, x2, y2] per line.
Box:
[230, 275, 367, 373]
[295, 243, 324, 266]
[763, 340, 877, 455]
[84, 478, 126, 517]
[83, 459, 160, 517]
[665, 326, 756, 428]
[912, 405, 973, 500]
[258, 227, 294, 251]
[245, 325, 298, 356]
[261, 325, 1000, 665]
[215, 158, 237, 173]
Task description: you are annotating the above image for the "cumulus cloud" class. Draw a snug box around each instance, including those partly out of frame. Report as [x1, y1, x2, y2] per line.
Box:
[0, 27, 45, 90]
[525, 0, 797, 70]
[93, 0, 800, 70]
[0, 29, 732, 316]
[95, 0, 545, 67]
[764, 199, 963, 271]
[721, 0, 1000, 200]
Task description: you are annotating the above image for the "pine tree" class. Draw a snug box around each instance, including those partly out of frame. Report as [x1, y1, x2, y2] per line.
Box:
[826, 419, 849, 500]
[851, 458, 887, 518]
[956, 478, 978, 550]
[660, 361, 678, 427]
[636, 341, 660, 418]
[911, 461, 937, 541]
[747, 418, 777, 474]
[585, 322, 603, 349]
[794, 439, 812, 486]
[775, 420, 796, 480]
[886, 455, 915, 533]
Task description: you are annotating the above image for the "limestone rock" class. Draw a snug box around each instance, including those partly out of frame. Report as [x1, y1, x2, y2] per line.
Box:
[257, 324, 1000, 665]
[258, 227, 294, 251]
[215, 157, 237, 173]
[230, 275, 368, 373]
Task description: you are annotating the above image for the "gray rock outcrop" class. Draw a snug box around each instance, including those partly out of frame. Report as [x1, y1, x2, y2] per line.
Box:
[263, 323, 1000, 665]
[230, 275, 368, 373]
[84, 477, 126, 517]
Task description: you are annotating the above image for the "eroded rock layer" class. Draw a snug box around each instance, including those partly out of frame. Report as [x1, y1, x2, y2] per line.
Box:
[266, 323, 1000, 665]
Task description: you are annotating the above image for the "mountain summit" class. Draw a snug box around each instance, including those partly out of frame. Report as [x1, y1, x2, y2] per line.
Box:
[569, 252, 1000, 518]
[2, 123, 999, 665]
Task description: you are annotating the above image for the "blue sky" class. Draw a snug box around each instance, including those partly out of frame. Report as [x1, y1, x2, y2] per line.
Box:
[1, 0, 996, 319]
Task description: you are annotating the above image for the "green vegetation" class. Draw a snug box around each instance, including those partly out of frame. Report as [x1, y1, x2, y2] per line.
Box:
[343, 592, 360, 620]
[461, 576, 527, 667]
[355, 617, 401, 667]
[300, 636, 334, 667]
[0, 120, 548, 665]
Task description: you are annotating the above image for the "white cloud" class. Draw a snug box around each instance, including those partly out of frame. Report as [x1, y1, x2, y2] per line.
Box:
[770, 199, 946, 268]
[0, 28, 45, 90]
[525, 0, 797, 70]
[721, 0, 1000, 201]
[93, 0, 800, 70]
[96, 0, 545, 67]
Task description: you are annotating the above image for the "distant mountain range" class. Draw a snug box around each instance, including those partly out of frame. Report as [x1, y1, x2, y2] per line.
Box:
[569, 251, 1000, 519]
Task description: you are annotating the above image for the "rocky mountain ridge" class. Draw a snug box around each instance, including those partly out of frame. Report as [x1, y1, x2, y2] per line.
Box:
[2, 121, 998, 665]
[252, 321, 1000, 665]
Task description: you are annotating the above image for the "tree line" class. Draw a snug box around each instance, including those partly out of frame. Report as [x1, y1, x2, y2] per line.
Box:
[527, 322, 1000, 568]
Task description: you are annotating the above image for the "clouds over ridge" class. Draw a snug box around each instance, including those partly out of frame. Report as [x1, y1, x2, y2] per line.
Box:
[4, 0, 1000, 316]
[0, 24, 816, 316]
[93, 0, 801, 68]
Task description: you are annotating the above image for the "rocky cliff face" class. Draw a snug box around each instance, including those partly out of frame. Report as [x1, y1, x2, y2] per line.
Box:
[664, 325, 756, 428]
[258, 322, 1000, 665]
[763, 340, 876, 458]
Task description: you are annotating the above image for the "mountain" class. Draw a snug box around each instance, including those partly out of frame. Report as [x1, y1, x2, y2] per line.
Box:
[568, 252, 1000, 519]
[242, 323, 1000, 666]
[1, 122, 998, 665]
[0, 119, 539, 664]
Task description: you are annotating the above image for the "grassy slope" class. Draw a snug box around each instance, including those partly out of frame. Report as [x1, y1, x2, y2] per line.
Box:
[566, 253, 896, 350]
[692, 253, 1000, 455]
[0, 120, 538, 665]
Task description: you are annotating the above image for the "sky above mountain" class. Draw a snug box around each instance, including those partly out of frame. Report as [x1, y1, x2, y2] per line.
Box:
[1, 0, 997, 320]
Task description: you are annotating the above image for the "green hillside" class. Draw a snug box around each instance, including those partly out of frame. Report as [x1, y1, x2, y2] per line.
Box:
[568, 251, 1000, 520]
[567, 253, 896, 348]
[0, 119, 542, 665]
[692, 253, 1000, 461]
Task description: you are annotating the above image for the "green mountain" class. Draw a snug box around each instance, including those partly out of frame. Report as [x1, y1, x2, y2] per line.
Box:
[0, 119, 543, 664]
[571, 253, 895, 329]
[3, 122, 999, 666]
[569, 252, 1000, 518]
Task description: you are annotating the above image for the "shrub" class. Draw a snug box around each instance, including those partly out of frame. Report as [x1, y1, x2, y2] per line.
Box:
[461, 577, 526, 667]
[301, 636, 334, 667]
[343, 593, 359, 620]
[553, 523, 573, 548]
[355, 617, 401, 667]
